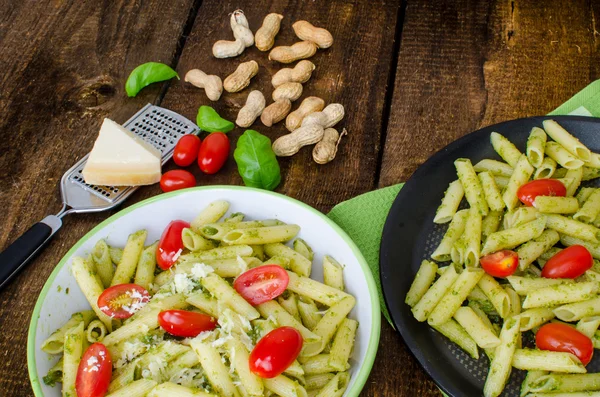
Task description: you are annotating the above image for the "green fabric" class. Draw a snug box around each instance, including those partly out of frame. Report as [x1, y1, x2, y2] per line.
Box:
[326, 80, 600, 329]
[327, 184, 403, 323]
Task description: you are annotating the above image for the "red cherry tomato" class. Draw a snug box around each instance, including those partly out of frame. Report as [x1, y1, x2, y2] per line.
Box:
[480, 250, 519, 278]
[97, 284, 150, 319]
[156, 220, 190, 270]
[249, 327, 303, 378]
[173, 134, 201, 167]
[75, 343, 112, 397]
[536, 323, 593, 365]
[158, 310, 217, 337]
[198, 132, 230, 174]
[541, 245, 593, 279]
[160, 170, 196, 193]
[233, 265, 289, 306]
[518, 179, 567, 206]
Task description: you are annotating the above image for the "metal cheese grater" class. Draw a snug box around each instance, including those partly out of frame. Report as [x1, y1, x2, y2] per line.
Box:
[0, 104, 200, 289]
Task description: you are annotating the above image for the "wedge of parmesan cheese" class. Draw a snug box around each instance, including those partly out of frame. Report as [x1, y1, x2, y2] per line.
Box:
[82, 118, 162, 186]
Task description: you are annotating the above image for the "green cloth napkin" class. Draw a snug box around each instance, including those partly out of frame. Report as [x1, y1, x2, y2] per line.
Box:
[327, 79, 600, 326]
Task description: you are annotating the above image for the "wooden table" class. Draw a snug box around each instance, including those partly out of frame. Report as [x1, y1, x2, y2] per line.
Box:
[0, 0, 596, 395]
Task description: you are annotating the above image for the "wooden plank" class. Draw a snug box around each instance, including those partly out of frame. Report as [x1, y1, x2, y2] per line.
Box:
[0, 1, 196, 393]
[380, 0, 597, 186]
[159, 0, 401, 212]
[378, 1, 597, 395]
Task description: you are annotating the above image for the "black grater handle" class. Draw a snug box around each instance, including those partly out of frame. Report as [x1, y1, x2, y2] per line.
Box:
[0, 216, 62, 289]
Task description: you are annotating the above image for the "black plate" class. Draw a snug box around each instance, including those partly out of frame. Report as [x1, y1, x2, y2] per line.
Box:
[380, 116, 600, 397]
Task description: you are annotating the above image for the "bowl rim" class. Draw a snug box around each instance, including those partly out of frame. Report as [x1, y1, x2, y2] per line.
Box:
[27, 185, 381, 396]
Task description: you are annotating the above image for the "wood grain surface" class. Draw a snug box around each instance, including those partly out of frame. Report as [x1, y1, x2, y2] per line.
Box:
[0, 0, 598, 396]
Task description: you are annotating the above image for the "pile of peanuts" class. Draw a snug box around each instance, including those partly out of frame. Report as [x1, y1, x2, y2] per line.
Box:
[183, 10, 346, 165]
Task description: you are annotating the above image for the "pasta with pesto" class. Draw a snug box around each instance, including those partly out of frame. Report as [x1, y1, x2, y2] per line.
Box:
[408, 120, 600, 396]
[41, 201, 358, 397]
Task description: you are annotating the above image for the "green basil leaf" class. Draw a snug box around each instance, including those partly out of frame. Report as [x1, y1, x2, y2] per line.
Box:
[125, 62, 179, 97]
[234, 130, 281, 191]
[196, 106, 234, 133]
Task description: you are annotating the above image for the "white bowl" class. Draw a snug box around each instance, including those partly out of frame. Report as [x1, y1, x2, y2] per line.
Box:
[27, 186, 381, 396]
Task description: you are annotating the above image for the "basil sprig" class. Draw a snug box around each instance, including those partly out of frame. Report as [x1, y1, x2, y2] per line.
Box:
[234, 130, 281, 191]
[196, 106, 234, 133]
[125, 62, 179, 97]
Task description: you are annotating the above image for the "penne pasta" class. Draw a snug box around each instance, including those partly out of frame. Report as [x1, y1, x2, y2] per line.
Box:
[512, 348, 586, 373]
[222, 225, 300, 245]
[546, 214, 600, 243]
[71, 256, 113, 331]
[474, 159, 514, 177]
[522, 281, 599, 309]
[286, 271, 350, 307]
[453, 306, 500, 349]
[507, 275, 572, 295]
[431, 209, 468, 261]
[479, 172, 505, 212]
[434, 180, 465, 223]
[181, 227, 215, 252]
[190, 340, 240, 397]
[516, 229, 560, 270]
[545, 142, 584, 170]
[322, 256, 345, 291]
[482, 216, 546, 256]
[483, 317, 520, 397]
[576, 316, 600, 338]
[430, 318, 479, 359]
[405, 260, 438, 307]
[565, 167, 584, 197]
[264, 243, 312, 277]
[543, 119, 591, 161]
[427, 268, 484, 326]
[91, 239, 115, 288]
[503, 154, 535, 211]
[534, 157, 557, 180]
[504, 207, 539, 229]
[482, 211, 503, 240]
[133, 241, 158, 290]
[328, 318, 358, 371]
[574, 189, 600, 223]
[412, 265, 459, 322]
[478, 274, 511, 319]
[583, 166, 600, 181]
[293, 238, 314, 261]
[190, 200, 230, 231]
[491, 131, 522, 167]
[111, 230, 147, 286]
[527, 373, 600, 394]
[455, 158, 489, 216]
[516, 308, 555, 332]
[527, 127, 547, 168]
[533, 196, 579, 214]
[553, 297, 600, 322]
[463, 207, 482, 267]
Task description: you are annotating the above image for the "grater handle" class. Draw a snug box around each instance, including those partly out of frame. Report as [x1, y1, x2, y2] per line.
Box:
[0, 216, 62, 289]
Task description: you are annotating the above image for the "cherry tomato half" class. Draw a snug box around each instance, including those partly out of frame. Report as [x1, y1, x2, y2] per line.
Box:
[76, 343, 112, 397]
[158, 310, 217, 337]
[156, 220, 190, 270]
[518, 179, 567, 207]
[541, 245, 593, 279]
[249, 327, 303, 378]
[97, 283, 150, 319]
[233, 265, 289, 306]
[198, 132, 230, 174]
[536, 323, 593, 365]
[480, 250, 519, 278]
[156, 219, 190, 270]
[173, 134, 201, 167]
[160, 170, 196, 193]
